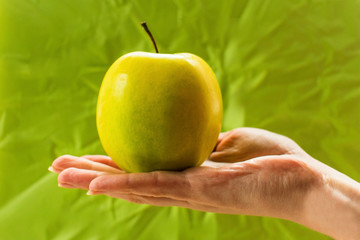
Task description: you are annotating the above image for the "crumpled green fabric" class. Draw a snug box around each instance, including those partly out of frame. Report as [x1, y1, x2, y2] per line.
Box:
[1, 0, 359, 239]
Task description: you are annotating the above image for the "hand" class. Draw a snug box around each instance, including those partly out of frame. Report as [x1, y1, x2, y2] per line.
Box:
[49, 128, 360, 239]
[49, 128, 319, 218]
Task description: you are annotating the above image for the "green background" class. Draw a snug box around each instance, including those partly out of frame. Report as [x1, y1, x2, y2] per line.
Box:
[1, 0, 360, 239]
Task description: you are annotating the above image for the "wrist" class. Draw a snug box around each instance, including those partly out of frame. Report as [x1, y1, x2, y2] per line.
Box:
[297, 166, 360, 240]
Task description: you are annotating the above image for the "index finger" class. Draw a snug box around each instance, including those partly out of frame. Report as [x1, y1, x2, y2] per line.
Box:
[81, 155, 121, 169]
[51, 155, 123, 174]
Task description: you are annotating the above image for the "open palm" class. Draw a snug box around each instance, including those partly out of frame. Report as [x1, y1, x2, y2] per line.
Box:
[50, 128, 320, 220]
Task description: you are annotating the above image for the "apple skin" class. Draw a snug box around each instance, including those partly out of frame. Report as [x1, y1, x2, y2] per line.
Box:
[97, 51, 222, 172]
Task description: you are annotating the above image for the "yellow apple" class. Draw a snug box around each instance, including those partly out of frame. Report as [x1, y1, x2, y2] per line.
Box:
[96, 23, 222, 172]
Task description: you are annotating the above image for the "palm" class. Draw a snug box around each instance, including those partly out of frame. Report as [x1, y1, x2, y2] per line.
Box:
[50, 128, 319, 219]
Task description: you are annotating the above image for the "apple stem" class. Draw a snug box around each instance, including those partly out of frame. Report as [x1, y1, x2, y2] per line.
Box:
[141, 22, 159, 53]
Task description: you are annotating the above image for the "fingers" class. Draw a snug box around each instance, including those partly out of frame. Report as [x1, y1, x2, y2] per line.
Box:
[89, 171, 192, 201]
[209, 128, 298, 163]
[51, 155, 123, 174]
[212, 132, 227, 152]
[58, 167, 114, 190]
[218, 132, 226, 141]
[81, 155, 121, 169]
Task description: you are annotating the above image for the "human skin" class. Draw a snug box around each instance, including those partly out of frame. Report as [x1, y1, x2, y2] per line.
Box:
[49, 128, 360, 240]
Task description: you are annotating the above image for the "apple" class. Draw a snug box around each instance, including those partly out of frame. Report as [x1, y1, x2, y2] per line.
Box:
[96, 22, 222, 172]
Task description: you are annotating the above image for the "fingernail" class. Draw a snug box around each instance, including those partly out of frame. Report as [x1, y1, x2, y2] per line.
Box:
[48, 166, 56, 173]
[86, 190, 104, 195]
[87, 190, 97, 195]
[58, 183, 75, 188]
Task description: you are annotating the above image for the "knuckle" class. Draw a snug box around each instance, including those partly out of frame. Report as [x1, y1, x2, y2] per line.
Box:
[184, 174, 198, 197]
[233, 128, 243, 134]
[123, 174, 133, 188]
[232, 128, 245, 137]
[151, 172, 162, 187]
[148, 171, 165, 195]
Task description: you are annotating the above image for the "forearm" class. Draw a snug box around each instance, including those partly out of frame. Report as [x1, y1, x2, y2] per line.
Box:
[296, 165, 360, 240]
